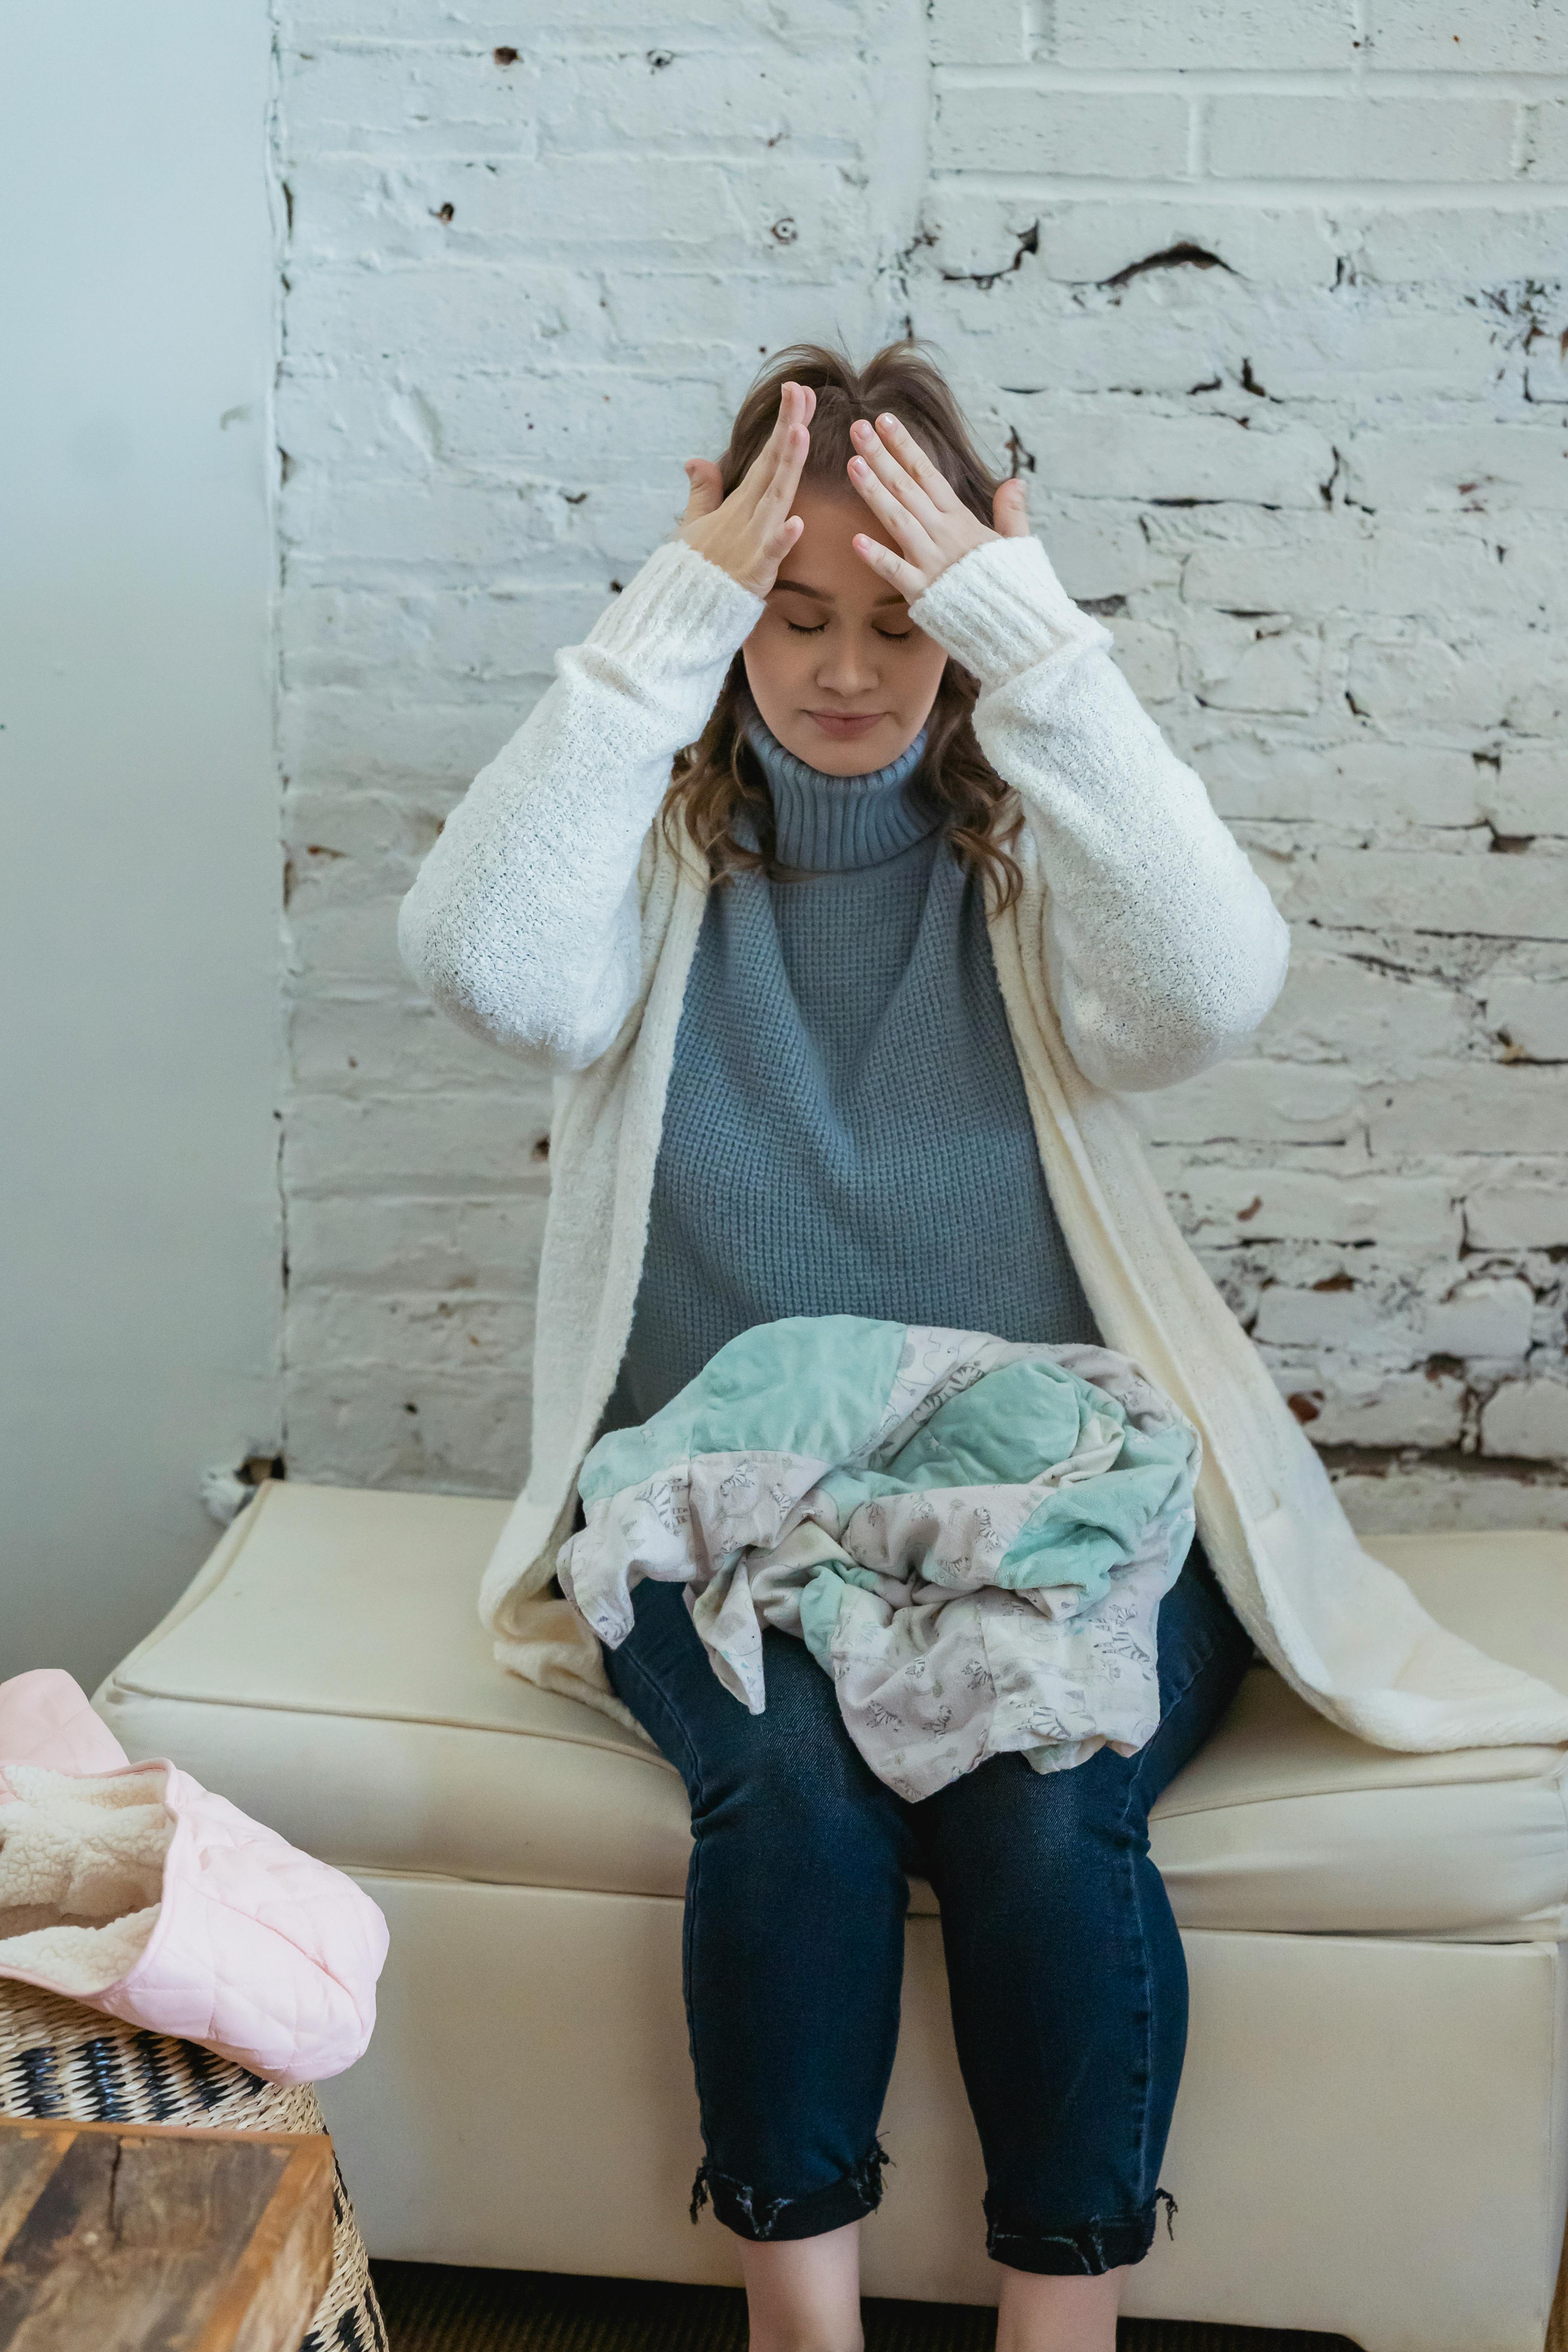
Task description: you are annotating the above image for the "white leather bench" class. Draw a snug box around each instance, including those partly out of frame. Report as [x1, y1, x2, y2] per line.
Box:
[96, 1480, 1568, 2352]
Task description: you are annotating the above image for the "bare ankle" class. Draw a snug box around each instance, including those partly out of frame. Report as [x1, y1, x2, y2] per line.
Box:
[746, 2326, 863, 2352]
[994, 2261, 1124, 2352]
[740, 2221, 863, 2352]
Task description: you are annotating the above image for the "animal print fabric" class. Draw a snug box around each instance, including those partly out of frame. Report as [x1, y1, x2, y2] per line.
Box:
[560, 1316, 1201, 1801]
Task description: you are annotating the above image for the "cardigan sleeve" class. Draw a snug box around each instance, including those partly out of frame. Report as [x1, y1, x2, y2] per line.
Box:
[909, 535, 1290, 1094]
[398, 539, 765, 1073]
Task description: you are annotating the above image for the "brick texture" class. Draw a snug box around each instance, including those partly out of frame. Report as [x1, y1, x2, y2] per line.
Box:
[274, 0, 1568, 1529]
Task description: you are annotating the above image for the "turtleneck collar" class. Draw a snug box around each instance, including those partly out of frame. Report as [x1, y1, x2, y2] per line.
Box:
[738, 696, 939, 874]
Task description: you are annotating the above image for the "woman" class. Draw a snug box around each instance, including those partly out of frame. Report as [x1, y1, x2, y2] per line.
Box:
[398, 342, 1566, 2352]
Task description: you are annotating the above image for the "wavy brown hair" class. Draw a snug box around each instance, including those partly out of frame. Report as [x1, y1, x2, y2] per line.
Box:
[660, 340, 1025, 911]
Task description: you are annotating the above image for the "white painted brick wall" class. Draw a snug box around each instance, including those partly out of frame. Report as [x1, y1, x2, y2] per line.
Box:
[274, 0, 1568, 1531]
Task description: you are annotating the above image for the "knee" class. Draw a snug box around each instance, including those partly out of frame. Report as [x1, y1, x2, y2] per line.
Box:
[976, 1751, 1143, 1871]
[699, 1705, 870, 1829]
[1065, 1750, 1156, 1845]
[694, 1680, 900, 1871]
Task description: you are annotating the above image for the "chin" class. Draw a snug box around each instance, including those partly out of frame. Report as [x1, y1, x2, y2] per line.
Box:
[791, 719, 909, 776]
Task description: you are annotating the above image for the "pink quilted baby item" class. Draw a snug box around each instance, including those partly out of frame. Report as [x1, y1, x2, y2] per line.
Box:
[0, 1669, 129, 1777]
[0, 1670, 388, 2085]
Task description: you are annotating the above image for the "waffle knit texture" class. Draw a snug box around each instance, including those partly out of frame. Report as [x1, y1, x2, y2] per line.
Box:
[398, 528, 1568, 1755]
[600, 700, 1101, 1437]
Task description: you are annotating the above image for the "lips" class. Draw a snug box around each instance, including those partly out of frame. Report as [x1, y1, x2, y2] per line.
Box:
[807, 711, 885, 739]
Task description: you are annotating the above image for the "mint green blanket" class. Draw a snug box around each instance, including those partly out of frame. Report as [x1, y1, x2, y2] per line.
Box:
[560, 1316, 1201, 1800]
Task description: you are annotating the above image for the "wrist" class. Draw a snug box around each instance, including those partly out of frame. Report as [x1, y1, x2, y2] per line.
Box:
[910, 535, 1111, 690]
[586, 538, 766, 669]
[676, 516, 781, 601]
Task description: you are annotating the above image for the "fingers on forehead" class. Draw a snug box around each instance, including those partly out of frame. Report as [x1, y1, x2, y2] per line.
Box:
[880, 414, 952, 497]
[860, 475, 924, 548]
[880, 412, 931, 462]
[850, 456, 898, 509]
[762, 454, 801, 506]
[855, 534, 916, 592]
[860, 438, 923, 503]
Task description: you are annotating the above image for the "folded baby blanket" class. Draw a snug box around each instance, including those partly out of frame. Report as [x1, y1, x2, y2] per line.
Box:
[0, 1669, 389, 2084]
[560, 1316, 1202, 1801]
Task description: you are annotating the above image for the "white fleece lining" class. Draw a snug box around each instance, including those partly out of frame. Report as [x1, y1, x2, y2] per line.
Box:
[0, 1763, 171, 1997]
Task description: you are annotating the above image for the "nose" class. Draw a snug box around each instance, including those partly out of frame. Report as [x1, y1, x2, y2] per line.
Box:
[813, 627, 880, 700]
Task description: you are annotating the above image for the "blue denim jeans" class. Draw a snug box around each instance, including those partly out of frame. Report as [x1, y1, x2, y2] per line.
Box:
[603, 1534, 1254, 2275]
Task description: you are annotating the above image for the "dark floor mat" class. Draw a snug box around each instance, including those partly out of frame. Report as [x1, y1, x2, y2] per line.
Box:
[371, 2261, 1356, 2352]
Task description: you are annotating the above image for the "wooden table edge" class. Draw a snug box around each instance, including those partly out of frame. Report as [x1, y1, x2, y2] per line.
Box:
[0, 2112, 337, 2352]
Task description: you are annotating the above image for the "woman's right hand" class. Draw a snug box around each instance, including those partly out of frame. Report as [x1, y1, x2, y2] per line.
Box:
[676, 380, 815, 598]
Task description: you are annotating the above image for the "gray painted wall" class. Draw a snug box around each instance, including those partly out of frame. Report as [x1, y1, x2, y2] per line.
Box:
[0, 2, 281, 1687]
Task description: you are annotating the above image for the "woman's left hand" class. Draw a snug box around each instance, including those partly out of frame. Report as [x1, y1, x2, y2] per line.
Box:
[845, 412, 1032, 602]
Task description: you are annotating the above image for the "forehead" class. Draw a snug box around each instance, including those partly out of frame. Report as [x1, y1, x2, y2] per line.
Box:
[775, 486, 900, 592]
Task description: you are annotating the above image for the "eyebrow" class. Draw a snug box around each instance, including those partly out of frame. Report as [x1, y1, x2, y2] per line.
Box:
[771, 577, 908, 610]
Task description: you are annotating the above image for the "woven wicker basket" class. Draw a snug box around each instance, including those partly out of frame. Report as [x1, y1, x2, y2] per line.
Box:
[0, 1977, 386, 2351]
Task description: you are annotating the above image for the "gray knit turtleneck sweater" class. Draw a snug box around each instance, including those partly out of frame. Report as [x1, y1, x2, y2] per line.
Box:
[597, 704, 1104, 1437]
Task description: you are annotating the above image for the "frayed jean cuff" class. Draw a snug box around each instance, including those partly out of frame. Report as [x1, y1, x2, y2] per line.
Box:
[691, 2139, 891, 2243]
[985, 2187, 1175, 2276]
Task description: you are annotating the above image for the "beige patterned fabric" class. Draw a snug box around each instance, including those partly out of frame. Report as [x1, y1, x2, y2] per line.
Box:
[561, 1323, 1202, 1799]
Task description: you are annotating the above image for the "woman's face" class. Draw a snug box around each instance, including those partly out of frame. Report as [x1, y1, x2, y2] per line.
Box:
[741, 486, 949, 776]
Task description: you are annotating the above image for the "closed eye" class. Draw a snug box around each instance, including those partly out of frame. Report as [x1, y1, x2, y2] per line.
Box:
[785, 620, 913, 642]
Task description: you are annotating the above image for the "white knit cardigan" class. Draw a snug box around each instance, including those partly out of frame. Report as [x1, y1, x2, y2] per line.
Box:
[399, 529, 1568, 1754]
